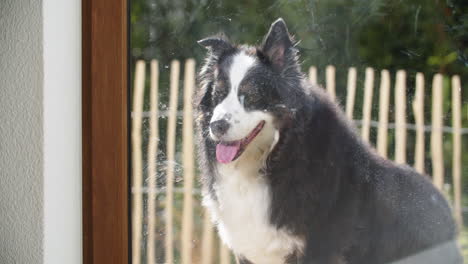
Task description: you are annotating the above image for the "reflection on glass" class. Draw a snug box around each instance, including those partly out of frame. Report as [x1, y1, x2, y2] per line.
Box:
[130, 0, 468, 263]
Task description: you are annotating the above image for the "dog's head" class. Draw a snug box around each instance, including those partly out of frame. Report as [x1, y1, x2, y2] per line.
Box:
[196, 18, 304, 164]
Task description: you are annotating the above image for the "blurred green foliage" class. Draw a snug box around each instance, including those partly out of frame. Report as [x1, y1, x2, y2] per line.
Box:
[131, 0, 467, 77]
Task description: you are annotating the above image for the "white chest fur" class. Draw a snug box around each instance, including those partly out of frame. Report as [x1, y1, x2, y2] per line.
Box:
[203, 162, 304, 264]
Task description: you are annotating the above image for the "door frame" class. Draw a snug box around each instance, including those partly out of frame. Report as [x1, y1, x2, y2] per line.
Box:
[82, 0, 129, 263]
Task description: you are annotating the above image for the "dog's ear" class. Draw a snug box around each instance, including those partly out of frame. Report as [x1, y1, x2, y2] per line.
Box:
[261, 18, 294, 70]
[198, 35, 233, 57]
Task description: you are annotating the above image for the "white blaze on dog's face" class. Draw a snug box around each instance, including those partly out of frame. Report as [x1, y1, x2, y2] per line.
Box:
[209, 51, 278, 164]
[210, 52, 263, 140]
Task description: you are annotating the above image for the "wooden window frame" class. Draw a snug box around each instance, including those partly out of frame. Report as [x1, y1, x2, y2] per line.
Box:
[82, 0, 129, 263]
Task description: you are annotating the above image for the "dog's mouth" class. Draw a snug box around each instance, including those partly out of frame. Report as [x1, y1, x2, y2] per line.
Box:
[215, 121, 266, 164]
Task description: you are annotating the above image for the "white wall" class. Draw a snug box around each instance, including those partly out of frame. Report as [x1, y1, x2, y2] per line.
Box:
[0, 1, 44, 262]
[0, 0, 82, 263]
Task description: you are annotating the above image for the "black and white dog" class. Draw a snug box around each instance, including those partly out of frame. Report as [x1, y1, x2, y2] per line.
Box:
[195, 18, 461, 264]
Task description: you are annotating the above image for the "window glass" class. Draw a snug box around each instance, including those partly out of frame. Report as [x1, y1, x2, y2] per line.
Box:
[130, 1, 468, 263]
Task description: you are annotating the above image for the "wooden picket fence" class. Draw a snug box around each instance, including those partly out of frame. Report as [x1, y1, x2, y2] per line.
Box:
[131, 59, 465, 264]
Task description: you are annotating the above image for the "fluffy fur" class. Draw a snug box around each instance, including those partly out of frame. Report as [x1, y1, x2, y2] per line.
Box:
[195, 18, 461, 264]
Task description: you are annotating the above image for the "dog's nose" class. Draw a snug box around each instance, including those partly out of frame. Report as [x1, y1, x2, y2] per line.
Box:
[210, 120, 230, 138]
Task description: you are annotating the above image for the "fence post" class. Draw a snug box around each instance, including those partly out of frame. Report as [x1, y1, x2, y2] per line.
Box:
[377, 70, 390, 158]
[345, 67, 357, 119]
[147, 60, 160, 264]
[431, 74, 444, 190]
[412, 73, 425, 174]
[309, 66, 317, 86]
[326, 65, 336, 101]
[395, 70, 407, 164]
[201, 211, 214, 264]
[452, 75, 463, 228]
[220, 242, 230, 264]
[131, 60, 146, 264]
[362, 67, 374, 141]
[165, 60, 180, 264]
[181, 59, 196, 264]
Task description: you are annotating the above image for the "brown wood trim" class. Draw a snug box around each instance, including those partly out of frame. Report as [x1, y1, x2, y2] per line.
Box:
[82, 0, 129, 263]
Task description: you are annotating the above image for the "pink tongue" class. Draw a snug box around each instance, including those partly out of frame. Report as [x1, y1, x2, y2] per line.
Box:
[216, 142, 241, 164]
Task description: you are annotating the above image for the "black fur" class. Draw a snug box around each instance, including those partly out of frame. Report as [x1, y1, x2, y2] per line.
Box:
[195, 18, 461, 264]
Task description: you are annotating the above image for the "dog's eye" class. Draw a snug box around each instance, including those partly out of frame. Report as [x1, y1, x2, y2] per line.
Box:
[247, 95, 260, 105]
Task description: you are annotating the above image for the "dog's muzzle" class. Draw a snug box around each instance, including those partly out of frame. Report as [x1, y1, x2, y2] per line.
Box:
[210, 119, 230, 138]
